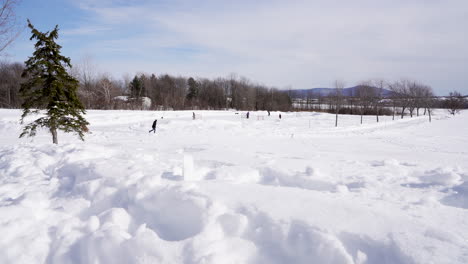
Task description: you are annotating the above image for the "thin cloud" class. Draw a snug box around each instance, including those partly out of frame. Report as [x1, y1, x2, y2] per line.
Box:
[62, 26, 112, 36]
[68, 0, 468, 93]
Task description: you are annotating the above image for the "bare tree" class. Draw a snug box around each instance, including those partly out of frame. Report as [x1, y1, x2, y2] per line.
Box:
[333, 80, 344, 127]
[413, 85, 425, 117]
[95, 74, 121, 109]
[73, 54, 98, 108]
[407, 81, 420, 118]
[173, 76, 187, 109]
[316, 93, 323, 111]
[389, 80, 412, 119]
[445, 91, 465, 115]
[422, 85, 434, 122]
[388, 82, 398, 120]
[372, 79, 385, 122]
[356, 81, 375, 124]
[0, 0, 20, 54]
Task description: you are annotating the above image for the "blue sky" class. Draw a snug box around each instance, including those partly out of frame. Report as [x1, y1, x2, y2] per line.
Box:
[4, 0, 468, 95]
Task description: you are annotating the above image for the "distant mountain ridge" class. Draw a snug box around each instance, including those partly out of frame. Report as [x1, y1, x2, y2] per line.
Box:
[289, 86, 394, 98]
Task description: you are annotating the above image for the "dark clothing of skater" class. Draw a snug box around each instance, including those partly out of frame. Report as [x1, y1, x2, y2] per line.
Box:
[149, 119, 157, 133]
[267, 110, 270, 116]
[279, 114, 282, 119]
[193, 112, 196, 120]
[246, 112, 250, 119]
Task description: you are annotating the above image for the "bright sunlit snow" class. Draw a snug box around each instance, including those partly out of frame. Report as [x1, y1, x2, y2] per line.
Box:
[1, 109, 467, 263]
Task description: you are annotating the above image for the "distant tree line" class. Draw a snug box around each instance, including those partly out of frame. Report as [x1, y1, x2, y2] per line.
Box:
[1, 61, 466, 115]
[293, 78, 467, 125]
[123, 73, 292, 111]
[0, 61, 292, 111]
[0, 61, 22, 108]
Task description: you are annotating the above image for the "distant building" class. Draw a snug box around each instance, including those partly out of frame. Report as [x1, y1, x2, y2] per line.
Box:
[113, 96, 152, 110]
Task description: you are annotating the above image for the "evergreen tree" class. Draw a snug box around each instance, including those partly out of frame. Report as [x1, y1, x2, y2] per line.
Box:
[130, 75, 142, 98]
[186, 77, 198, 101]
[19, 20, 88, 144]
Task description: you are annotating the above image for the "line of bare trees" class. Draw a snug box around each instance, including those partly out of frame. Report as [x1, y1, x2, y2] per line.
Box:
[387, 79, 436, 120]
[294, 79, 467, 126]
[123, 73, 292, 111]
[0, 61, 292, 111]
[0, 61, 22, 108]
[1, 59, 465, 115]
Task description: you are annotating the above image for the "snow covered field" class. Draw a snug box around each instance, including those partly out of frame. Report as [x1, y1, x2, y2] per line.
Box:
[0, 109, 467, 264]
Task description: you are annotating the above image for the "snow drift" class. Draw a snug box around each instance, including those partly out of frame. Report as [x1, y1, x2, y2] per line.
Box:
[0, 109, 467, 263]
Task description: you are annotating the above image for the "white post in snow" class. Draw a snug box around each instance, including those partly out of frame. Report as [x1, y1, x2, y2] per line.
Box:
[183, 154, 195, 181]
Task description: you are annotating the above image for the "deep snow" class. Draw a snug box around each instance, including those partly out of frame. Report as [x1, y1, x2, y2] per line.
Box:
[0, 109, 467, 264]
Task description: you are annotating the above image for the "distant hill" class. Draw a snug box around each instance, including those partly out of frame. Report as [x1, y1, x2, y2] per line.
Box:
[289, 86, 394, 98]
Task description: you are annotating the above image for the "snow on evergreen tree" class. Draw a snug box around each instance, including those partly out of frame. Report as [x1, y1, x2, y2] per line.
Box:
[19, 20, 88, 144]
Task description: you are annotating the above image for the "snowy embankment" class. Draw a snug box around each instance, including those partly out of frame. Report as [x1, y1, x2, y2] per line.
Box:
[0, 109, 467, 264]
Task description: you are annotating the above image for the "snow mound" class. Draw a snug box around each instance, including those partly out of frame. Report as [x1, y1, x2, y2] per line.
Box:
[260, 167, 337, 192]
[407, 167, 463, 188]
[189, 208, 414, 264]
[442, 181, 468, 209]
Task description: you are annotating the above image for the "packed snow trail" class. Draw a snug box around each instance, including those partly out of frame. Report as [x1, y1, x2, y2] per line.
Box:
[0, 109, 467, 263]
